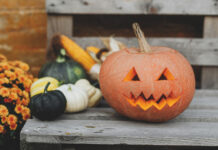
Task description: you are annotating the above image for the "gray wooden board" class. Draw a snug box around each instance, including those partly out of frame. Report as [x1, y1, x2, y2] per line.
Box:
[20, 120, 218, 146]
[21, 90, 218, 148]
[71, 37, 218, 66]
[58, 108, 218, 123]
[46, 0, 218, 15]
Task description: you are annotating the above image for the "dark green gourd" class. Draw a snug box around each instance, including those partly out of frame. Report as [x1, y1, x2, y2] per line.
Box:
[39, 49, 87, 84]
[30, 82, 67, 121]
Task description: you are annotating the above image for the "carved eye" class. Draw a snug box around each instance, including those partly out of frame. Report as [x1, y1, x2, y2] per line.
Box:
[123, 67, 140, 81]
[157, 68, 175, 80]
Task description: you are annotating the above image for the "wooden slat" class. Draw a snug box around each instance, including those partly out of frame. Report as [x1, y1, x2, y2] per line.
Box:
[194, 89, 218, 97]
[201, 16, 218, 89]
[21, 120, 218, 147]
[57, 108, 218, 123]
[47, 15, 73, 59]
[71, 37, 218, 66]
[46, 0, 218, 15]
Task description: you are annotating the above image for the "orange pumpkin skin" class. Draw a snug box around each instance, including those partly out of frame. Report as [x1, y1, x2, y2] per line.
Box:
[99, 47, 195, 122]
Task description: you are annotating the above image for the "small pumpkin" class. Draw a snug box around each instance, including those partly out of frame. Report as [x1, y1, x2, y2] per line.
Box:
[57, 84, 88, 113]
[99, 23, 195, 122]
[30, 77, 59, 97]
[39, 49, 87, 84]
[75, 79, 102, 107]
[30, 82, 66, 120]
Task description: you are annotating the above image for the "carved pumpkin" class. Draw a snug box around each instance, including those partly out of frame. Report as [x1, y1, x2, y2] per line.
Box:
[99, 23, 195, 122]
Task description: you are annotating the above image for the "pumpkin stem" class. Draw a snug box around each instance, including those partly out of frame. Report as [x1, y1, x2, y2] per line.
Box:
[44, 82, 51, 93]
[56, 49, 66, 63]
[132, 23, 152, 53]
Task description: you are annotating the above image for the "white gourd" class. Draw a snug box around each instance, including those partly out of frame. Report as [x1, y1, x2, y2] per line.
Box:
[75, 79, 102, 107]
[57, 84, 88, 113]
[75, 79, 96, 97]
[88, 88, 102, 107]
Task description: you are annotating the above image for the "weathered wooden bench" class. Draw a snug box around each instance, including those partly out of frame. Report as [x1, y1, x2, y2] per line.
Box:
[45, 0, 218, 89]
[20, 0, 218, 149]
[21, 90, 218, 150]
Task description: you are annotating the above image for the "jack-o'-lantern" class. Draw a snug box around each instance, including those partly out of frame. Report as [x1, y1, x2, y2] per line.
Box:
[99, 23, 195, 122]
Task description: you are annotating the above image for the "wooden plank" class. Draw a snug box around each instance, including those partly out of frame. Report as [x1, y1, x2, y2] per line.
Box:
[20, 119, 218, 147]
[194, 89, 218, 97]
[70, 37, 218, 66]
[47, 15, 73, 59]
[202, 16, 218, 89]
[46, 0, 218, 15]
[57, 107, 218, 122]
[62, 145, 218, 150]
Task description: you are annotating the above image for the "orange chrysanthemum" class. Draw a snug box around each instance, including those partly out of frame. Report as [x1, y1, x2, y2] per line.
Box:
[7, 114, 17, 125]
[0, 78, 9, 84]
[16, 98, 22, 105]
[0, 87, 10, 97]
[0, 59, 34, 135]
[22, 107, 30, 115]
[0, 125, 4, 133]
[9, 92, 18, 100]
[1, 116, 7, 124]
[11, 88, 22, 96]
[0, 73, 5, 78]
[12, 84, 19, 88]
[22, 113, 30, 121]
[14, 68, 24, 76]
[0, 62, 10, 70]
[23, 79, 32, 89]
[18, 75, 26, 83]
[4, 70, 15, 79]
[22, 91, 29, 99]
[21, 98, 30, 106]
[15, 105, 23, 114]
[9, 123, 17, 130]
[19, 63, 29, 72]
[10, 61, 29, 72]
[4, 98, 12, 103]
[10, 73, 17, 81]
[0, 105, 9, 117]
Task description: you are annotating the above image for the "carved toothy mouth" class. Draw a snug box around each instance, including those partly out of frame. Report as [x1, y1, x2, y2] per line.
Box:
[125, 92, 180, 110]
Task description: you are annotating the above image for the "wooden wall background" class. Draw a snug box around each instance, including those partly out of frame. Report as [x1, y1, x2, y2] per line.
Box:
[0, 0, 47, 76]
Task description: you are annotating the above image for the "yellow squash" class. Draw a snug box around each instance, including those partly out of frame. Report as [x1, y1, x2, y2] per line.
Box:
[30, 77, 59, 97]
